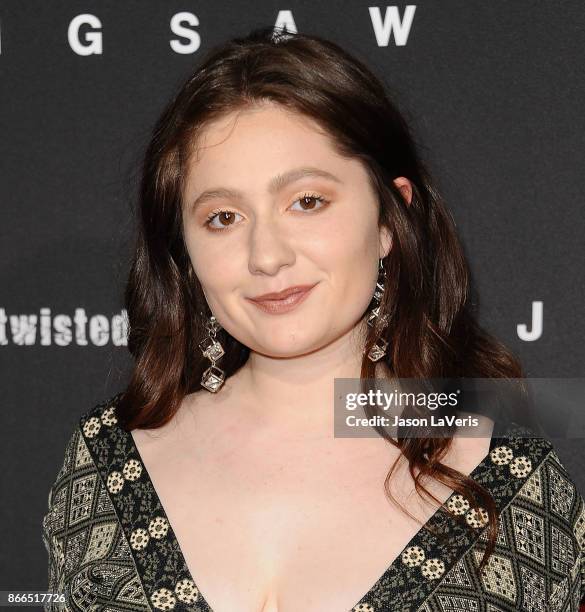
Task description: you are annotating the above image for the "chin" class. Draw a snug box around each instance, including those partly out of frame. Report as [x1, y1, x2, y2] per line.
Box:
[255, 334, 320, 357]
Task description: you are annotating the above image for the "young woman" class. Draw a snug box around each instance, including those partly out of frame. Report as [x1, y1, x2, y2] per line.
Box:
[42, 27, 585, 612]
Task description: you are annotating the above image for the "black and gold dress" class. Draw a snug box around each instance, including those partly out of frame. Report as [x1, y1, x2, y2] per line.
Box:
[42, 394, 585, 611]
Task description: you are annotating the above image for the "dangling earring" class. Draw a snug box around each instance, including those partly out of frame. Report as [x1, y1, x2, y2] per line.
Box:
[366, 258, 390, 362]
[199, 314, 226, 392]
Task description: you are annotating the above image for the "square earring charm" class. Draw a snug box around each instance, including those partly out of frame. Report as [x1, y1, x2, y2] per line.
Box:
[367, 306, 381, 327]
[367, 338, 388, 362]
[367, 307, 389, 329]
[373, 281, 385, 302]
[201, 365, 225, 393]
[198, 337, 225, 361]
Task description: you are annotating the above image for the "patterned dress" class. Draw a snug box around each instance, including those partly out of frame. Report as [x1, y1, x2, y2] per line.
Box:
[42, 394, 585, 611]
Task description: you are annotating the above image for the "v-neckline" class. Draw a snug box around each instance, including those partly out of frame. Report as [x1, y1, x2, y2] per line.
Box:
[128, 428, 500, 612]
[81, 395, 549, 612]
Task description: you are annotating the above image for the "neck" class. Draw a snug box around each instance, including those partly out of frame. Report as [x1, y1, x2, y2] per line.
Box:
[229, 317, 389, 435]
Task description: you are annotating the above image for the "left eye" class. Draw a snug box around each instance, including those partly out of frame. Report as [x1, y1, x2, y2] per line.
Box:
[290, 193, 329, 211]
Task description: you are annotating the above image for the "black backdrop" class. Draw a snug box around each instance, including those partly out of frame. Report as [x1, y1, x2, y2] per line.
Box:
[1, 1, 584, 591]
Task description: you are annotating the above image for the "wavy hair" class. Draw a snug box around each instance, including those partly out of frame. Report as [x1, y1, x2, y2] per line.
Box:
[117, 26, 526, 568]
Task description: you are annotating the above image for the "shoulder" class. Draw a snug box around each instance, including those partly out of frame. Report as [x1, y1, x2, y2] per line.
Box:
[491, 421, 581, 492]
[45, 393, 126, 508]
[452, 427, 584, 604]
[79, 391, 125, 433]
[529, 437, 585, 534]
[42, 394, 151, 608]
[495, 432, 585, 603]
[46, 394, 120, 484]
[493, 425, 585, 550]
[42, 393, 125, 551]
[419, 427, 585, 608]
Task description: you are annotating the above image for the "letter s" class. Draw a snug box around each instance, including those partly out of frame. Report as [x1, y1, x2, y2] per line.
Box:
[170, 12, 200, 54]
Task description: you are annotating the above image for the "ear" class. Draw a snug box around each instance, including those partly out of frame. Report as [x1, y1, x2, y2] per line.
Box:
[393, 176, 413, 206]
[379, 224, 392, 260]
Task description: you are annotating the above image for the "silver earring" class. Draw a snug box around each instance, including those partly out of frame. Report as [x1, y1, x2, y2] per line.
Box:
[366, 258, 390, 362]
[199, 315, 226, 392]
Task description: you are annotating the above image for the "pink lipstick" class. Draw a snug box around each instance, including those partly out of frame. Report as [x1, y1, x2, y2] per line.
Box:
[246, 283, 317, 315]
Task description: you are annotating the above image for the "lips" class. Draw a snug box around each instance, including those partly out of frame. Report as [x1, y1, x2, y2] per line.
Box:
[245, 283, 318, 315]
[248, 284, 318, 303]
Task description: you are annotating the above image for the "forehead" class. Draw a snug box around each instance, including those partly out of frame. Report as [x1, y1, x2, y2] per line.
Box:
[184, 103, 345, 184]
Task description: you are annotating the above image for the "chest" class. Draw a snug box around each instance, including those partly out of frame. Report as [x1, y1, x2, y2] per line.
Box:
[134, 430, 453, 612]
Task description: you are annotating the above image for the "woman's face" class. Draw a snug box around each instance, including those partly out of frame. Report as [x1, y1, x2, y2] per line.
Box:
[181, 102, 395, 358]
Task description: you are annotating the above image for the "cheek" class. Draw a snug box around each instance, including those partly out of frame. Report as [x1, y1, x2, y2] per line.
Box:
[310, 256, 375, 333]
[333, 220, 380, 308]
[336, 251, 378, 314]
[194, 257, 238, 293]
[185, 236, 235, 294]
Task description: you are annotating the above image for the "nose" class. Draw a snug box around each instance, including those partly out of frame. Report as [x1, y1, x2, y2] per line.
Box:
[247, 212, 296, 276]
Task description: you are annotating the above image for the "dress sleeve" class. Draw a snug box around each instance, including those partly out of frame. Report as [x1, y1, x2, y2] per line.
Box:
[552, 449, 585, 609]
[578, 494, 585, 608]
[41, 425, 81, 611]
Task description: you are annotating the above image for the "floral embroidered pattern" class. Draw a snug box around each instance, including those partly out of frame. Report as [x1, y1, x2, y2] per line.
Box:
[106, 469, 125, 494]
[151, 587, 177, 610]
[77, 394, 212, 612]
[130, 527, 150, 550]
[123, 457, 143, 480]
[175, 578, 200, 604]
[81, 416, 100, 438]
[446, 493, 470, 516]
[346, 424, 573, 610]
[100, 404, 118, 426]
[149, 516, 170, 539]
[421, 557, 446, 580]
[401, 545, 426, 567]
[465, 506, 489, 529]
[510, 455, 532, 478]
[490, 445, 514, 465]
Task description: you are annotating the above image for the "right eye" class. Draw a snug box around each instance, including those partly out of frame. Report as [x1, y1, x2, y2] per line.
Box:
[204, 209, 243, 232]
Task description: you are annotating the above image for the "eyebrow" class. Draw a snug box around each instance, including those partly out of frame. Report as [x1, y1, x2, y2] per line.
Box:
[189, 166, 343, 210]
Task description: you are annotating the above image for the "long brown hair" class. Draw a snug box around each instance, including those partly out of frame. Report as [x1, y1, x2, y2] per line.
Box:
[118, 26, 525, 567]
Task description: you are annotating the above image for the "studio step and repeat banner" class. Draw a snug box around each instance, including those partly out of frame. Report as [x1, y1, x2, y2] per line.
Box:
[1, 1, 583, 596]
